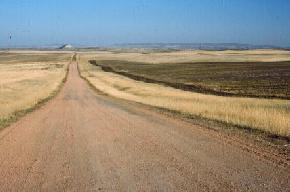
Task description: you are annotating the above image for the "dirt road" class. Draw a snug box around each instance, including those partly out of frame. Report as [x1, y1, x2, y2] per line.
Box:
[0, 62, 289, 192]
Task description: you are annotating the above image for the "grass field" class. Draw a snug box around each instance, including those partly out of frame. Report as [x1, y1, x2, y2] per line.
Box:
[0, 51, 71, 64]
[79, 51, 290, 137]
[90, 60, 290, 99]
[83, 49, 290, 63]
[0, 51, 71, 128]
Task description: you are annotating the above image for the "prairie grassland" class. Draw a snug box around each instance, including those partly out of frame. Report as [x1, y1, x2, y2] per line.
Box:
[82, 49, 290, 64]
[0, 52, 70, 124]
[79, 52, 290, 137]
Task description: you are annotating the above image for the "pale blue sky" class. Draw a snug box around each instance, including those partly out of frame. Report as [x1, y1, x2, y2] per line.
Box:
[1, 0, 290, 47]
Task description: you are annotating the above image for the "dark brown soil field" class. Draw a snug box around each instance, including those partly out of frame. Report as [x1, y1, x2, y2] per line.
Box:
[90, 60, 290, 99]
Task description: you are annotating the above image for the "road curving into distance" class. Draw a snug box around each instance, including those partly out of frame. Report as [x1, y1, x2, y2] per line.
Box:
[0, 61, 289, 191]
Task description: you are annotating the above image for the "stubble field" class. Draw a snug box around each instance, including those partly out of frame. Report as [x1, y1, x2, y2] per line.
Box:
[0, 51, 71, 128]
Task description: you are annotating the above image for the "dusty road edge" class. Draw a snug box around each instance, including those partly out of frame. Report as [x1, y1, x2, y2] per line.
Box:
[0, 58, 71, 131]
[78, 62, 290, 168]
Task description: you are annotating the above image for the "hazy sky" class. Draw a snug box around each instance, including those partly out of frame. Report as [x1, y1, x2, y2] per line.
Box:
[1, 0, 290, 47]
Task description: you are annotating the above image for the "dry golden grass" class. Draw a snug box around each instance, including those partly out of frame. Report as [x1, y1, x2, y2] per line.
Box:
[79, 52, 290, 137]
[82, 49, 290, 64]
[0, 52, 71, 120]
